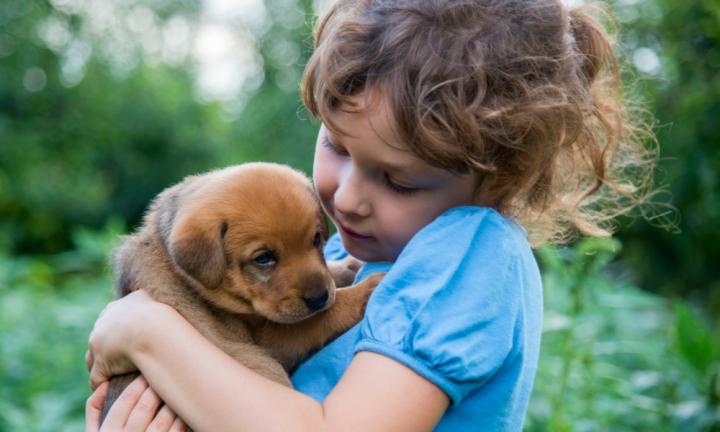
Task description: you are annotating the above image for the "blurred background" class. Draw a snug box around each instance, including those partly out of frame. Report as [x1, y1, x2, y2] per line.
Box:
[0, 0, 718, 430]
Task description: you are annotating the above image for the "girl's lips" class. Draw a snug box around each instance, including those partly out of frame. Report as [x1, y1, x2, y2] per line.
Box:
[338, 222, 373, 240]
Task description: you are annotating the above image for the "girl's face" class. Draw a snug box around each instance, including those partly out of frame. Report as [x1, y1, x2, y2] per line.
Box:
[313, 92, 479, 262]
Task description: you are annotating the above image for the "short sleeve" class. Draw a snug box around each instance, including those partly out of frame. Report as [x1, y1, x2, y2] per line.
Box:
[355, 207, 529, 406]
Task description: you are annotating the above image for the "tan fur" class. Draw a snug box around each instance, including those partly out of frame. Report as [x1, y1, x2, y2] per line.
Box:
[100, 163, 380, 424]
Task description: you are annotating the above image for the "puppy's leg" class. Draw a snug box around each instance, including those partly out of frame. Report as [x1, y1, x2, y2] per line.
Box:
[99, 372, 141, 426]
[326, 256, 363, 288]
[112, 235, 146, 297]
[256, 273, 384, 370]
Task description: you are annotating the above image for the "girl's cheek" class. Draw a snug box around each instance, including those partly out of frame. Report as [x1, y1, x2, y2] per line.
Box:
[313, 156, 340, 210]
[378, 199, 431, 256]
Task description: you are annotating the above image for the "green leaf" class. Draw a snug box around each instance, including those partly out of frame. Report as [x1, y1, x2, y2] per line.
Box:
[672, 301, 718, 377]
[576, 237, 622, 273]
[576, 237, 622, 257]
[535, 245, 564, 272]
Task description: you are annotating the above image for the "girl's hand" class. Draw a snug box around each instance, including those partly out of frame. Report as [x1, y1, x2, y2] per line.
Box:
[86, 290, 175, 389]
[85, 375, 187, 431]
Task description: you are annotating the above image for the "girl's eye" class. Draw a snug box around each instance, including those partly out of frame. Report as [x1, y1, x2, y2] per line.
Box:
[384, 174, 420, 195]
[322, 136, 349, 156]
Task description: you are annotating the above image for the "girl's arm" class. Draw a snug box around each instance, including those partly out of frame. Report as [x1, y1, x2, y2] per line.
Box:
[87, 290, 449, 432]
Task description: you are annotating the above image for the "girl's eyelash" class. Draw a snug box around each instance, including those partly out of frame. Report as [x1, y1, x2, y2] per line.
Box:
[322, 137, 348, 156]
[384, 173, 419, 195]
[322, 135, 418, 195]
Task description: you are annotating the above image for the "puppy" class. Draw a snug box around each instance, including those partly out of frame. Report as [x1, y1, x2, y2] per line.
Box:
[99, 162, 380, 424]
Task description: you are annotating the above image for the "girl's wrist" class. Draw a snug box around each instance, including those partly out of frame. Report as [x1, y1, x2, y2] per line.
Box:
[128, 301, 183, 365]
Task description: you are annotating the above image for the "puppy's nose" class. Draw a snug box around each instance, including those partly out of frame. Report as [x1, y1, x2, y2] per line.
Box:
[303, 290, 329, 312]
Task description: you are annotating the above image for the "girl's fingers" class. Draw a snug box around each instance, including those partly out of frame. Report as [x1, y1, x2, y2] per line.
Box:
[85, 350, 93, 372]
[89, 364, 108, 390]
[124, 385, 162, 431]
[85, 382, 108, 432]
[102, 375, 149, 429]
[146, 404, 177, 432]
[169, 416, 188, 432]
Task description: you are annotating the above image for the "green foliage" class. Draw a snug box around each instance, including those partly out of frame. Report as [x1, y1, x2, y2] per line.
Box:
[0, 0, 318, 254]
[0, 223, 119, 431]
[673, 302, 718, 380]
[527, 238, 720, 431]
[0, 4, 226, 252]
[611, 0, 720, 317]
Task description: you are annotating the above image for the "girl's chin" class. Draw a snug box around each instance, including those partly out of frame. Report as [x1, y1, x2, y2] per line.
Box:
[340, 234, 397, 263]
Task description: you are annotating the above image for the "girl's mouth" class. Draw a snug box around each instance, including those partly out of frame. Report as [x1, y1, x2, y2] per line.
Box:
[338, 222, 373, 240]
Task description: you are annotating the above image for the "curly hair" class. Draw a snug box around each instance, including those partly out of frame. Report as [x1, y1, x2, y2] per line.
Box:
[301, 0, 656, 245]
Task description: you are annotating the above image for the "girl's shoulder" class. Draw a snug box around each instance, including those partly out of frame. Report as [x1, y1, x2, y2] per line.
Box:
[364, 206, 537, 316]
[348, 205, 535, 295]
[399, 205, 529, 262]
[356, 206, 543, 406]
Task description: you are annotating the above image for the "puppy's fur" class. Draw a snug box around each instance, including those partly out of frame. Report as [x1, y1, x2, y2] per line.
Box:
[100, 163, 379, 423]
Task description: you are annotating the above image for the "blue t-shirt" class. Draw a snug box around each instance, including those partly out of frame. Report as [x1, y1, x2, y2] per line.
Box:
[291, 206, 543, 431]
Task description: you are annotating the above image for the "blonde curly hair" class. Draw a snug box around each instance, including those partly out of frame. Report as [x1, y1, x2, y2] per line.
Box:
[301, 0, 656, 245]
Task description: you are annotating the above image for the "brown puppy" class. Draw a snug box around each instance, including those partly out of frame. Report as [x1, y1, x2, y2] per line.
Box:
[99, 162, 379, 424]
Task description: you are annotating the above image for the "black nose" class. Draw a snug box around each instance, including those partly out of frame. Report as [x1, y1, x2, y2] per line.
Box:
[303, 290, 329, 311]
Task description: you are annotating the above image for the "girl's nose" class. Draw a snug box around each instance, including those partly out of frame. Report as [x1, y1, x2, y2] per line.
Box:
[334, 166, 371, 217]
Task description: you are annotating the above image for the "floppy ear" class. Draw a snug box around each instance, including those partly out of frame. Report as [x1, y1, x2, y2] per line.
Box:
[167, 212, 228, 289]
[309, 183, 330, 241]
[319, 212, 330, 241]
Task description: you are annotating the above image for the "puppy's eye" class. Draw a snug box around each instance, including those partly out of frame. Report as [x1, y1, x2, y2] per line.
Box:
[252, 250, 277, 268]
[313, 232, 323, 248]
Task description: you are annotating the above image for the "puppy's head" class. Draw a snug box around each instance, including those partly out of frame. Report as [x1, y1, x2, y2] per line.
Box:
[162, 163, 334, 323]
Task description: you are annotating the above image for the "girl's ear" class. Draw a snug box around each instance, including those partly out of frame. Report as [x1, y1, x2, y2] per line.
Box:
[166, 211, 228, 289]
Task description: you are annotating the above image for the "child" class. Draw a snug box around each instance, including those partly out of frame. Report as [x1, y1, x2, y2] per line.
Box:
[85, 0, 654, 430]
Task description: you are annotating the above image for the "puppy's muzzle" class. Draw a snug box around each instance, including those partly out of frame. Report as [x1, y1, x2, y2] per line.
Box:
[300, 272, 332, 312]
[303, 289, 329, 311]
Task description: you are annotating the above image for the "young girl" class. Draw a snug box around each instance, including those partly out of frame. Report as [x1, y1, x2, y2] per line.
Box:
[85, 0, 654, 430]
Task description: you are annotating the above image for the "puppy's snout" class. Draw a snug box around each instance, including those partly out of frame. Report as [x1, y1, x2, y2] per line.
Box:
[301, 272, 331, 312]
[303, 290, 329, 312]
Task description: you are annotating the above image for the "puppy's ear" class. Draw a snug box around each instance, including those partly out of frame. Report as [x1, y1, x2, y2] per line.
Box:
[319, 213, 330, 241]
[167, 213, 228, 289]
[310, 182, 329, 241]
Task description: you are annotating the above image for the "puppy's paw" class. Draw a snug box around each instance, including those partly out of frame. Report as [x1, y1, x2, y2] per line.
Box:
[328, 272, 385, 331]
[341, 256, 363, 274]
[354, 272, 385, 310]
[362, 272, 384, 290]
[327, 256, 364, 288]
